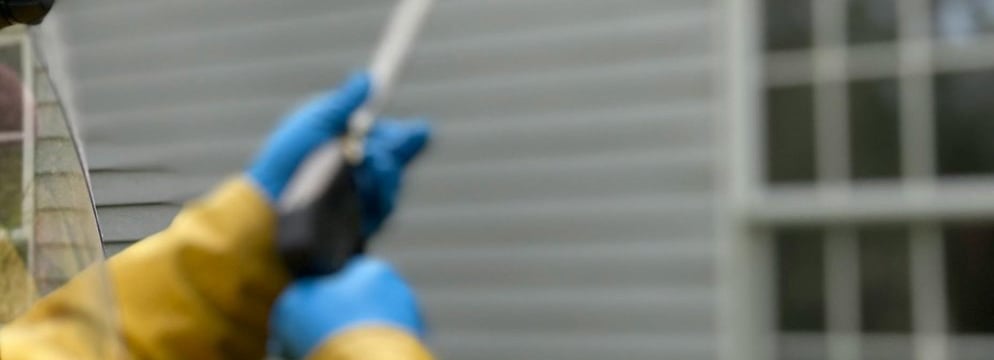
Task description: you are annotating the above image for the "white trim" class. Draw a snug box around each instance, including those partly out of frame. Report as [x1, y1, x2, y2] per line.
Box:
[895, 2, 949, 360]
[0, 34, 23, 48]
[19, 35, 34, 279]
[0, 131, 22, 143]
[910, 224, 948, 360]
[727, 0, 994, 358]
[766, 35, 994, 86]
[825, 228, 861, 360]
[810, 3, 862, 359]
[747, 180, 994, 224]
[716, 0, 768, 359]
[811, 0, 850, 184]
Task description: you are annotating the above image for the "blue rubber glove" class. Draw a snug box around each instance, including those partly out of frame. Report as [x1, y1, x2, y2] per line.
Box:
[271, 256, 424, 359]
[247, 72, 431, 236]
[355, 119, 430, 235]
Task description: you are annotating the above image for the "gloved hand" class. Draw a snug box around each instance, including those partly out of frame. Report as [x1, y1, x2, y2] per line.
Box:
[247, 72, 431, 236]
[271, 256, 424, 359]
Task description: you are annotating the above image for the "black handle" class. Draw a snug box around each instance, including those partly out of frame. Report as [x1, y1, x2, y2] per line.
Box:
[277, 158, 366, 278]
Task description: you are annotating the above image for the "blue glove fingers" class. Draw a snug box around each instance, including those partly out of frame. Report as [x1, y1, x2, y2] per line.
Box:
[272, 277, 338, 359]
[290, 73, 371, 134]
[356, 153, 400, 237]
[356, 120, 433, 236]
[337, 258, 425, 337]
[373, 119, 432, 167]
[272, 256, 424, 358]
[248, 72, 371, 201]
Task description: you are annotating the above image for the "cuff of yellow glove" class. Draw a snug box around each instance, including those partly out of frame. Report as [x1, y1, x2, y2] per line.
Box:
[307, 326, 434, 360]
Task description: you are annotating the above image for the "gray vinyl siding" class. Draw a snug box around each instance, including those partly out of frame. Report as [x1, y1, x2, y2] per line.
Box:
[52, 0, 719, 358]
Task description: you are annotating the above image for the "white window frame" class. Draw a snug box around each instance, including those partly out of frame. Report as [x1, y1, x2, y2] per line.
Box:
[0, 27, 35, 277]
[718, 0, 994, 360]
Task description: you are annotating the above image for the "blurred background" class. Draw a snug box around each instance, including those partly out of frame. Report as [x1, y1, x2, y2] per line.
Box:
[4, 0, 994, 359]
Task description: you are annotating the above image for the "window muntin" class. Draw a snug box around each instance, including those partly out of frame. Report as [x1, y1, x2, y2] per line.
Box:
[754, 0, 994, 359]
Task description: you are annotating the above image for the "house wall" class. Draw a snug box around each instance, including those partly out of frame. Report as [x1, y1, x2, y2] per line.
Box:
[50, 1, 721, 358]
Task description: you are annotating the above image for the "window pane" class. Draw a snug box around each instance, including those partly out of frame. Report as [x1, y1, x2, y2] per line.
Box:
[849, 79, 901, 180]
[0, 48, 22, 132]
[858, 226, 911, 333]
[764, 0, 814, 51]
[933, 0, 994, 41]
[0, 141, 22, 229]
[0, 44, 21, 76]
[945, 223, 994, 333]
[767, 86, 817, 184]
[776, 227, 827, 360]
[934, 70, 994, 176]
[847, 0, 898, 44]
[776, 227, 826, 331]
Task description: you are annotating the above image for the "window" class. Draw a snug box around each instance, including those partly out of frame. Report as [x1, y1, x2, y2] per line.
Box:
[749, 0, 994, 359]
[0, 36, 24, 234]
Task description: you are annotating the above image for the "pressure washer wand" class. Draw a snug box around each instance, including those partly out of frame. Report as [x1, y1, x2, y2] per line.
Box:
[276, 0, 435, 278]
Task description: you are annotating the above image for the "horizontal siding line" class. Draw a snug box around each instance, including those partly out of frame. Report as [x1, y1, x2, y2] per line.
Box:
[87, 164, 178, 174]
[102, 238, 139, 245]
[382, 233, 714, 251]
[402, 193, 711, 222]
[418, 147, 712, 177]
[392, 257, 712, 283]
[406, 182, 712, 210]
[436, 330, 716, 340]
[71, 39, 366, 89]
[77, 53, 704, 118]
[420, 286, 713, 304]
[104, 235, 715, 249]
[90, 180, 217, 207]
[387, 239, 711, 260]
[81, 96, 294, 128]
[438, 102, 711, 135]
[89, 166, 170, 175]
[82, 95, 708, 135]
[76, 49, 703, 108]
[58, 0, 374, 18]
[84, 137, 255, 172]
[74, 8, 708, 84]
[95, 201, 179, 209]
[67, 3, 387, 55]
[382, 214, 712, 247]
[82, 101, 710, 150]
[420, 9, 708, 56]
[65, 0, 695, 24]
[394, 55, 710, 98]
[396, 245, 716, 287]
[68, 0, 704, 55]
[97, 210, 181, 242]
[428, 306, 714, 330]
[93, 194, 195, 208]
[431, 331, 715, 352]
[74, 48, 360, 95]
[81, 107, 706, 174]
[84, 151, 712, 207]
[81, 104, 710, 151]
